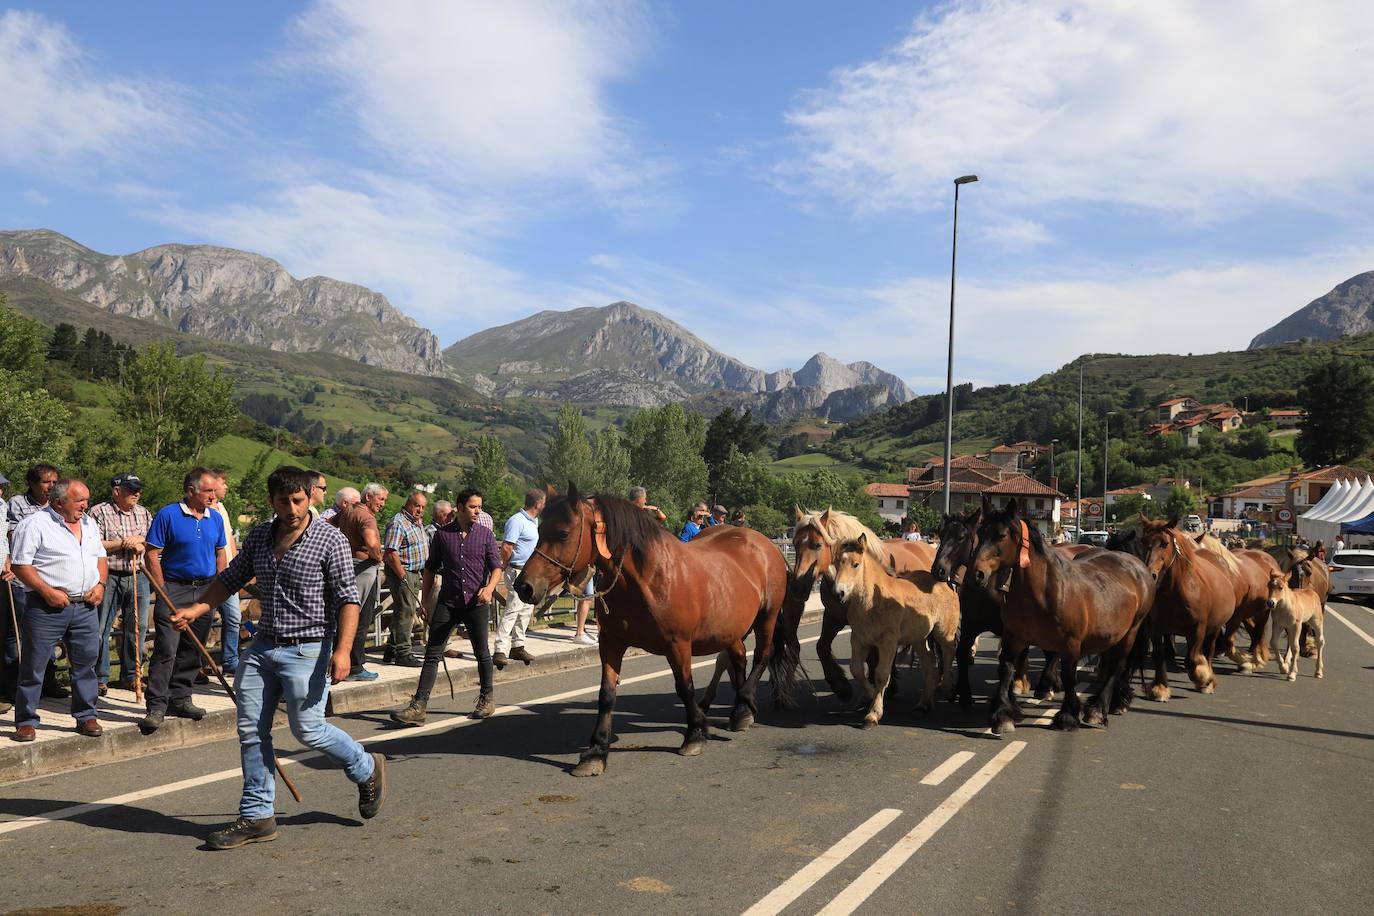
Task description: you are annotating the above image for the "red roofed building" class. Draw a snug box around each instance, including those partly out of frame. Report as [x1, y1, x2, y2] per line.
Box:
[907, 462, 1066, 534]
[865, 482, 913, 524]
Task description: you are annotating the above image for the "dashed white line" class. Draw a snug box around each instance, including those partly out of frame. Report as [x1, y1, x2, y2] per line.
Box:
[919, 751, 975, 786]
[740, 808, 902, 916]
[815, 741, 1027, 916]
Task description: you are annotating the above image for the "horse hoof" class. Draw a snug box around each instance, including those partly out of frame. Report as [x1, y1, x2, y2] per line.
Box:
[678, 739, 706, 757]
[729, 713, 754, 733]
[860, 716, 879, 730]
[990, 711, 1016, 735]
[1315, 671, 1324, 680]
[1199, 682, 1215, 695]
[1149, 685, 1170, 703]
[1033, 687, 1054, 701]
[1082, 707, 1107, 728]
[1286, 674, 1297, 683]
[1050, 711, 1080, 731]
[571, 757, 606, 778]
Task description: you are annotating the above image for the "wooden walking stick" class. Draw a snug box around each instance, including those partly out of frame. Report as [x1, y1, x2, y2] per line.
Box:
[131, 555, 143, 702]
[4, 580, 19, 663]
[148, 576, 303, 804]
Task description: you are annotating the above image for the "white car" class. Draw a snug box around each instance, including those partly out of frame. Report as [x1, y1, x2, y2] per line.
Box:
[1078, 530, 1110, 548]
[1329, 550, 1374, 600]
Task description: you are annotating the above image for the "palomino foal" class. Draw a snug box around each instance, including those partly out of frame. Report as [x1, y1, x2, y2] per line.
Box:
[828, 534, 959, 728]
[1266, 567, 1325, 681]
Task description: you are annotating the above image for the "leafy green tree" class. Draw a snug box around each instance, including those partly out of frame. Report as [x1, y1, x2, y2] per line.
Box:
[174, 354, 238, 461]
[590, 427, 631, 496]
[117, 341, 237, 462]
[776, 432, 810, 460]
[47, 323, 79, 363]
[703, 408, 769, 491]
[1109, 493, 1155, 523]
[715, 445, 778, 509]
[0, 369, 71, 472]
[0, 296, 48, 384]
[1296, 356, 1374, 466]
[905, 502, 942, 538]
[1164, 486, 1198, 519]
[625, 403, 710, 523]
[542, 403, 597, 492]
[742, 503, 789, 538]
[466, 435, 508, 494]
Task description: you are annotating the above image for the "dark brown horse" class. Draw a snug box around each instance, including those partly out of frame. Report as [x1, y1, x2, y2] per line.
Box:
[1133, 518, 1236, 699]
[970, 500, 1154, 735]
[1198, 534, 1282, 672]
[513, 485, 802, 776]
[790, 507, 935, 701]
[932, 505, 1068, 707]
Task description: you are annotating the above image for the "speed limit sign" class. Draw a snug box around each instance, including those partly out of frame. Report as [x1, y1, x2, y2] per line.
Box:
[1276, 506, 1294, 524]
[1087, 502, 1102, 516]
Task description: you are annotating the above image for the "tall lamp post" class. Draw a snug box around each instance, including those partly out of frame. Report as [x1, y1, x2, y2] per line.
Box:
[1103, 410, 1116, 526]
[1049, 438, 1059, 481]
[1075, 363, 1084, 541]
[941, 174, 979, 516]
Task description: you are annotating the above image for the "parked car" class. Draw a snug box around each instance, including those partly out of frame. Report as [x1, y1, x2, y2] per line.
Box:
[1329, 550, 1374, 600]
[1078, 530, 1110, 548]
[1184, 514, 1203, 532]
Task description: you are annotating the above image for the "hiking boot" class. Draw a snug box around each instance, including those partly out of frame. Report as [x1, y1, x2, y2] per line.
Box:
[470, 692, 496, 719]
[168, 699, 206, 720]
[509, 646, 535, 665]
[491, 651, 508, 670]
[393, 653, 424, 668]
[389, 698, 427, 727]
[358, 752, 387, 819]
[381, 645, 396, 662]
[138, 709, 165, 735]
[206, 816, 278, 850]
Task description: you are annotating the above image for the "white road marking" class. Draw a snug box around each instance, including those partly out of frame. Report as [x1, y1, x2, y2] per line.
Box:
[815, 741, 1027, 916]
[740, 808, 903, 916]
[0, 634, 824, 837]
[1325, 606, 1374, 650]
[919, 751, 975, 786]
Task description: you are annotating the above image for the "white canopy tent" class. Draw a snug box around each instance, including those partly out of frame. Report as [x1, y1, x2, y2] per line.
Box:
[1304, 479, 1349, 521]
[1299, 477, 1374, 544]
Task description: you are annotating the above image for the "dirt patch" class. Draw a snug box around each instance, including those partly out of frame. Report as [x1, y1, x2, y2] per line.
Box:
[8, 907, 125, 916]
[537, 794, 579, 804]
[619, 877, 673, 894]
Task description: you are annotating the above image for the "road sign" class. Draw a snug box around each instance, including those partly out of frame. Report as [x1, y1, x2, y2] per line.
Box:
[1087, 502, 1102, 516]
[1276, 507, 1294, 524]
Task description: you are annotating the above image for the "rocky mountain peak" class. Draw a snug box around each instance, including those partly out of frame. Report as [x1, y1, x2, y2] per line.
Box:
[1250, 271, 1374, 349]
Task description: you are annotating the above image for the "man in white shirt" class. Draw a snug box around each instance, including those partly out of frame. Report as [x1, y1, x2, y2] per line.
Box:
[209, 471, 242, 673]
[10, 479, 107, 741]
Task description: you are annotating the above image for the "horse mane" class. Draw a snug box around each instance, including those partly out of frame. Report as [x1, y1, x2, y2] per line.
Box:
[1195, 532, 1241, 576]
[546, 492, 669, 564]
[797, 507, 886, 565]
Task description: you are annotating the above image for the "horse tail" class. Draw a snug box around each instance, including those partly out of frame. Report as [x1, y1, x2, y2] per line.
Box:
[769, 593, 808, 709]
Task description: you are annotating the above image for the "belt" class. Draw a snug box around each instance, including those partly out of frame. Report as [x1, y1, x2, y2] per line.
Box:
[261, 634, 325, 646]
[166, 577, 214, 586]
[109, 570, 134, 577]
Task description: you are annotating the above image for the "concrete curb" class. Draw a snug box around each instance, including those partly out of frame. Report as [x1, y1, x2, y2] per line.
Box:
[1, 607, 824, 785]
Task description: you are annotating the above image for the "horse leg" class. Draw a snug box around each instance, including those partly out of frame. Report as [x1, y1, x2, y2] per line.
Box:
[667, 640, 710, 756]
[572, 647, 625, 777]
[727, 639, 755, 732]
[817, 602, 852, 702]
[1051, 651, 1083, 731]
[1220, 618, 1252, 673]
[863, 641, 896, 728]
[1284, 624, 1299, 682]
[1270, 622, 1288, 678]
[1083, 643, 1126, 728]
[1012, 647, 1032, 696]
[848, 634, 874, 718]
[700, 650, 730, 718]
[1149, 625, 1172, 702]
[988, 643, 1021, 736]
[912, 634, 938, 715]
[953, 628, 977, 709]
[936, 631, 958, 701]
[1197, 629, 1219, 693]
[1313, 615, 1325, 679]
[1033, 650, 1061, 700]
[1248, 606, 1273, 669]
[1185, 626, 1212, 694]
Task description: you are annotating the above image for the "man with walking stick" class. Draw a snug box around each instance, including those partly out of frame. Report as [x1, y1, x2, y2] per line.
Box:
[381, 490, 427, 666]
[171, 466, 387, 848]
[89, 473, 151, 694]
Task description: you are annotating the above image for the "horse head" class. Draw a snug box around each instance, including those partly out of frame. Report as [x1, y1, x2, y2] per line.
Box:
[1134, 516, 1182, 581]
[970, 498, 1032, 588]
[1265, 569, 1287, 610]
[514, 481, 598, 606]
[790, 505, 834, 601]
[827, 534, 870, 603]
[932, 506, 982, 586]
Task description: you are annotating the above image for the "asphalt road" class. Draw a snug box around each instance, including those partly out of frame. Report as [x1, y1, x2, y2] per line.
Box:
[2, 600, 1373, 916]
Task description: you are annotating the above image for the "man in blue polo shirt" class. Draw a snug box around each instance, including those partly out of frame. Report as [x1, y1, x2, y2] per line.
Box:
[492, 488, 544, 669]
[139, 467, 227, 734]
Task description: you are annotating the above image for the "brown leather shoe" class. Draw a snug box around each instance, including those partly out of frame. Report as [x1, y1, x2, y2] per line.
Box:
[76, 718, 103, 738]
[509, 646, 535, 665]
[12, 725, 36, 742]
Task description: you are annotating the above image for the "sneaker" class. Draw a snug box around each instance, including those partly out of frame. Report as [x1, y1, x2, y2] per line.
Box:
[572, 632, 598, 646]
[167, 699, 207, 720]
[346, 669, 380, 682]
[393, 653, 424, 668]
[389, 699, 427, 727]
[138, 709, 165, 735]
[509, 646, 535, 665]
[206, 816, 278, 850]
[358, 752, 387, 819]
[470, 693, 496, 719]
[381, 646, 396, 663]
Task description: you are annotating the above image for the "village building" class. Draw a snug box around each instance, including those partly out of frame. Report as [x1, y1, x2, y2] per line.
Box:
[906, 456, 1064, 534]
[864, 482, 911, 526]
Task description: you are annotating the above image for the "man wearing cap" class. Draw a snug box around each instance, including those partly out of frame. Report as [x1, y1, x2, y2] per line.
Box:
[139, 467, 227, 734]
[10, 478, 107, 741]
[89, 473, 152, 694]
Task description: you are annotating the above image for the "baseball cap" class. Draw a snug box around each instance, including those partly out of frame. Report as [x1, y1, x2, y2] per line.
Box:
[0, 472, 9, 486]
[111, 472, 144, 492]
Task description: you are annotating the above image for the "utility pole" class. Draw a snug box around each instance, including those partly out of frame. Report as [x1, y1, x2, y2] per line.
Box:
[1075, 362, 1084, 541]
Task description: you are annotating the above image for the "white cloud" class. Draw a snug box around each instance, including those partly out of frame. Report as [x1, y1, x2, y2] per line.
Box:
[0, 10, 187, 169]
[291, 0, 652, 185]
[21, 190, 49, 207]
[978, 217, 1050, 249]
[782, 0, 1374, 217]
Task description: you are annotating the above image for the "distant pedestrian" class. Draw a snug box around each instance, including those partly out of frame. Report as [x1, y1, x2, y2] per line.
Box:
[628, 486, 667, 523]
[1335, 535, 1345, 554]
[680, 502, 710, 543]
[382, 491, 428, 666]
[572, 573, 596, 646]
[88, 473, 152, 693]
[493, 489, 544, 668]
[711, 505, 727, 527]
[332, 483, 386, 681]
[321, 487, 359, 523]
[10, 478, 107, 742]
[423, 499, 453, 624]
[903, 521, 923, 542]
[139, 467, 227, 735]
[306, 469, 328, 520]
[391, 488, 502, 726]
[174, 466, 386, 849]
[1313, 540, 1327, 562]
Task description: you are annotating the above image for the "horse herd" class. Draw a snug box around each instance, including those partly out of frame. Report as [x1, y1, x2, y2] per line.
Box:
[511, 486, 1330, 777]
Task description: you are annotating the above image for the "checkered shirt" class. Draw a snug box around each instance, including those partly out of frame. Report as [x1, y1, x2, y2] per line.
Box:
[88, 501, 152, 574]
[218, 516, 361, 640]
[383, 511, 428, 572]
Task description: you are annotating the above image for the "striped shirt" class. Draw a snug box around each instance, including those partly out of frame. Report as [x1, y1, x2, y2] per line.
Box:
[383, 511, 428, 572]
[218, 516, 361, 640]
[7, 493, 45, 533]
[87, 501, 153, 574]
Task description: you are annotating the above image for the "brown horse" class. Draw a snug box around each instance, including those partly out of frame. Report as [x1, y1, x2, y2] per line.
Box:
[1134, 518, 1237, 699]
[513, 485, 802, 776]
[790, 507, 934, 701]
[1198, 534, 1281, 672]
[1266, 565, 1325, 681]
[970, 499, 1154, 735]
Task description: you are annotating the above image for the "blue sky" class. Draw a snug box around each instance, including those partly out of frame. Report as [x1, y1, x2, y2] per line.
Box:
[4, 1, 1374, 391]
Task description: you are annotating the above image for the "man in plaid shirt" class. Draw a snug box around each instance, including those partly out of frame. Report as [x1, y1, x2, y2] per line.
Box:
[171, 466, 387, 849]
[382, 491, 428, 667]
[88, 473, 152, 693]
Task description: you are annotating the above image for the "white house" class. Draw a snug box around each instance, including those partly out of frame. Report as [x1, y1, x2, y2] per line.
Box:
[865, 482, 911, 525]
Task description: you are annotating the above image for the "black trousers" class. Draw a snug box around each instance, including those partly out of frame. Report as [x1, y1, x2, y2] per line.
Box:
[349, 561, 380, 672]
[145, 580, 214, 712]
[416, 599, 492, 701]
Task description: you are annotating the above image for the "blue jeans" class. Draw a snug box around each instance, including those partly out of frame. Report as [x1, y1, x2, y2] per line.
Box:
[16, 593, 100, 728]
[96, 572, 151, 685]
[218, 592, 241, 673]
[235, 637, 374, 819]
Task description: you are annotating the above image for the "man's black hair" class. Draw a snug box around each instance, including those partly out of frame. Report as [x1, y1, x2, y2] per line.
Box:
[267, 465, 315, 499]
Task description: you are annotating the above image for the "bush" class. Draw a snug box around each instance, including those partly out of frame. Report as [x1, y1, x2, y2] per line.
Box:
[742, 503, 789, 539]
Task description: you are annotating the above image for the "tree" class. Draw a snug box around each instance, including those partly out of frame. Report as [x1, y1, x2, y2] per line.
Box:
[703, 408, 769, 491]
[466, 435, 508, 494]
[542, 403, 597, 492]
[905, 502, 942, 538]
[590, 427, 631, 496]
[1164, 486, 1197, 519]
[0, 296, 48, 384]
[1109, 493, 1155, 523]
[47, 323, 79, 363]
[174, 354, 238, 461]
[742, 503, 789, 538]
[117, 341, 237, 462]
[624, 403, 710, 523]
[714, 445, 777, 510]
[0, 369, 71, 471]
[776, 432, 809, 460]
[1296, 356, 1374, 466]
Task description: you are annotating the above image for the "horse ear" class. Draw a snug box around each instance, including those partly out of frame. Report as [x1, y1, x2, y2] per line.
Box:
[1006, 498, 1019, 517]
[857, 532, 868, 549]
[545, 483, 558, 499]
[794, 504, 805, 522]
[567, 480, 580, 503]
[981, 495, 994, 515]
[1167, 513, 1181, 529]
[820, 506, 833, 524]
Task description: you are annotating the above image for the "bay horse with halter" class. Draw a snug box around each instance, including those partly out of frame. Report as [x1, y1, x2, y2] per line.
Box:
[1197, 534, 1282, 672]
[932, 501, 1093, 708]
[513, 484, 802, 776]
[789, 507, 935, 701]
[969, 499, 1154, 735]
[1132, 517, 1236, 699]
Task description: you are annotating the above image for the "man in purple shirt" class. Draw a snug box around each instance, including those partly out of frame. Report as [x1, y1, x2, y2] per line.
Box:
[390, 488, 502, 726]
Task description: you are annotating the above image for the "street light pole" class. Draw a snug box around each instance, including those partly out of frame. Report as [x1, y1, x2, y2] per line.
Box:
[1049, 438, 1058, 481]
[941, 174, 979, 517]
[1104, 410, 1116, 526]
[1075, 363, 1084, 541]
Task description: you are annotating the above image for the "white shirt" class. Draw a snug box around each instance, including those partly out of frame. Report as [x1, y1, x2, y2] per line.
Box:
[12, 506, 107, 594]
